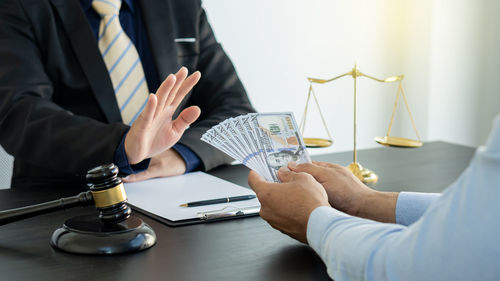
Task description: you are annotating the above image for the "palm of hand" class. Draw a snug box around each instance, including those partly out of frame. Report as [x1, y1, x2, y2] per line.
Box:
[125, 67, 201, 165]
[142, 104, 177, 153]
[151, 110, 178, 150]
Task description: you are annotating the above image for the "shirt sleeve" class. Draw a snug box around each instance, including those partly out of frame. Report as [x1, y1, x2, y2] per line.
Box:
[307, 207, 407, 281]
[306, 115, 500, 281]
[114, 132, 150, 175]
[395, 192, 440, 226]
[172, 143, 201, 173]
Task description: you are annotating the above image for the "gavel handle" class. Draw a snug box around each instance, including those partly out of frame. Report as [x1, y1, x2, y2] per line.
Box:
[0, 191, 94, 226]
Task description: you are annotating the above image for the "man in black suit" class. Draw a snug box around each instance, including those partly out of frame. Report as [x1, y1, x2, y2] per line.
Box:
[0, 0, 254, 188]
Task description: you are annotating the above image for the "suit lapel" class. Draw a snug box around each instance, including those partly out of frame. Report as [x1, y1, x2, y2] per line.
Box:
[49, 0, 122, 123]
[138, 0, 193, 118]
[138, 0, 178, 81]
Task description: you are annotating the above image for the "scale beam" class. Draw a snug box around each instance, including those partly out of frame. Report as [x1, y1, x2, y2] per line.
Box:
[300, 64, 423, 184]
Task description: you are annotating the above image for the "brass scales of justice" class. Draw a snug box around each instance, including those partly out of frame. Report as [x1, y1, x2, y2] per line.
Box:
[299, 64, 423, 184]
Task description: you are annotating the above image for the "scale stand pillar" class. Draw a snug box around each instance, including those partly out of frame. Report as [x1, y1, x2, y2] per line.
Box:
[347, 65, 378, 184]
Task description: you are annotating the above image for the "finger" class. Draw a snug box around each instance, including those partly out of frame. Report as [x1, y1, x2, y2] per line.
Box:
[154, 74, 176, 118]
[170, 71, 201, 109]
[248, 170, 269, 194]
[277, 167, 298, 183]
[312, 161, 340, 169]
[172, 106, 201, 134]
[165, 67, 188, 108]
[288, 162, 330, 182]
[135, 93, 157, 126]
[122, 170, 153, 183]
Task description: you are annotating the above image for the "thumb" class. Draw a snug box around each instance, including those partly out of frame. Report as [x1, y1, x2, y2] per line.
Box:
[172, 106, 201, 133]
[288, 162, 329, 182]
[248, 170, 267, 194]
[312, 161, 341, 169]
[277, 167, 297, 183]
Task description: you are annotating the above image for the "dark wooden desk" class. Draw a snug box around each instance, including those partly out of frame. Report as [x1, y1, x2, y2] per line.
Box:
[0, 141, 475, 281]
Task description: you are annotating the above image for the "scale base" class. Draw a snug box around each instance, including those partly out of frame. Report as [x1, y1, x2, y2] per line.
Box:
[50, 215, 156, 255]
[347, 162, 378, 184]
[375, 136, 423, 148]
[303, 138, 333, 148]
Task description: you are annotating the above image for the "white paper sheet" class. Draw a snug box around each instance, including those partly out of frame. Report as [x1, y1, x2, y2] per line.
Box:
[124, 172, 260, 222]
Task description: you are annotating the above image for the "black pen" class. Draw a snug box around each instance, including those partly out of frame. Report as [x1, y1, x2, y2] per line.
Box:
[179, 195, 256, 207]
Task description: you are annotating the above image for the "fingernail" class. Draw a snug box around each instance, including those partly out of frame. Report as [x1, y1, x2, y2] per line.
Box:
[278, 166, 290, 173]
[288, 162, 297, 169]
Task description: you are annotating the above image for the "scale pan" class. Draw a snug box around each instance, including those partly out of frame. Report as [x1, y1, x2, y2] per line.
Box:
[375, 136, 423, 148]
[304, 138, 333, 148]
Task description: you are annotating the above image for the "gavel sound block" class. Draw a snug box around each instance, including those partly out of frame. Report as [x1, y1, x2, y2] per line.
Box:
[0, 164, 156, 255]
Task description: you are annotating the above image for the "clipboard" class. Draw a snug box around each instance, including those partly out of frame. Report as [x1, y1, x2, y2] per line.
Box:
[130, 204, 260, 227]
[124, 172, 261, 226]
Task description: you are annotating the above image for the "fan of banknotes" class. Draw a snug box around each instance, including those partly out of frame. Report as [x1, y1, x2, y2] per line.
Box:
[201, 113, 311, 182]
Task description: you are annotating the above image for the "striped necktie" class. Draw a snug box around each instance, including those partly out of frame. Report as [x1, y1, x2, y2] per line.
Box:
[92, 0, 149, 125]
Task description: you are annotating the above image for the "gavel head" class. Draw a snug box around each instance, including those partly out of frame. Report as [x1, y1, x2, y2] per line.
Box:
[86, 164, 131, 225]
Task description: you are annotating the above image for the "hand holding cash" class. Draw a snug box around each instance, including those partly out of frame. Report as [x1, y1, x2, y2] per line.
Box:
[201, 113, 311, 182]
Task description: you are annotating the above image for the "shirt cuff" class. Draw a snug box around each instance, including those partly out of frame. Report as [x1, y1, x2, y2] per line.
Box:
[114, 132, 150, 175]
[395, 192, 440, 226]
[307, 206, 350, 252]
[172, 143, 201, 173]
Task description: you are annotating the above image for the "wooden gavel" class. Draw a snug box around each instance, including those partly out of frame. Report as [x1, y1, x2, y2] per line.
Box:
[0, 164, 131, 226]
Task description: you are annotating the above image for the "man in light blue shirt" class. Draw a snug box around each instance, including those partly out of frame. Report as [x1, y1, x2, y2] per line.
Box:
[248, 115, 500, 281]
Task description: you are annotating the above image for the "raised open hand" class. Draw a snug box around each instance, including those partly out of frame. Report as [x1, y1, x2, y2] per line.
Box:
[124, 67, 201, 165]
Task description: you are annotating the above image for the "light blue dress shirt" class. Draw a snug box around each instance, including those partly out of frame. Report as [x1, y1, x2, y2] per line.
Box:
[307, 115, 500, 281]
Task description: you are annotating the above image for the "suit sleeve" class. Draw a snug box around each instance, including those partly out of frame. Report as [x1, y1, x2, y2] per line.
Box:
[177, 4, 256, 171]
[0, 0, 128, 179]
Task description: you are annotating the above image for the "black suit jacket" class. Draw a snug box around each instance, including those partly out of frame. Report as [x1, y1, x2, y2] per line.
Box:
[0, 0, 254, 188]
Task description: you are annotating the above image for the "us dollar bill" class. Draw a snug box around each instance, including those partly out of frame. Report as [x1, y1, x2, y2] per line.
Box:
[202, 112, 311, 182]
[248, 113, 311, 182]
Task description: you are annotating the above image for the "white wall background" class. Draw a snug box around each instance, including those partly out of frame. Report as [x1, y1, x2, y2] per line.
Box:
[1, 0, 499, 188]
[203, 0, 500, 155]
